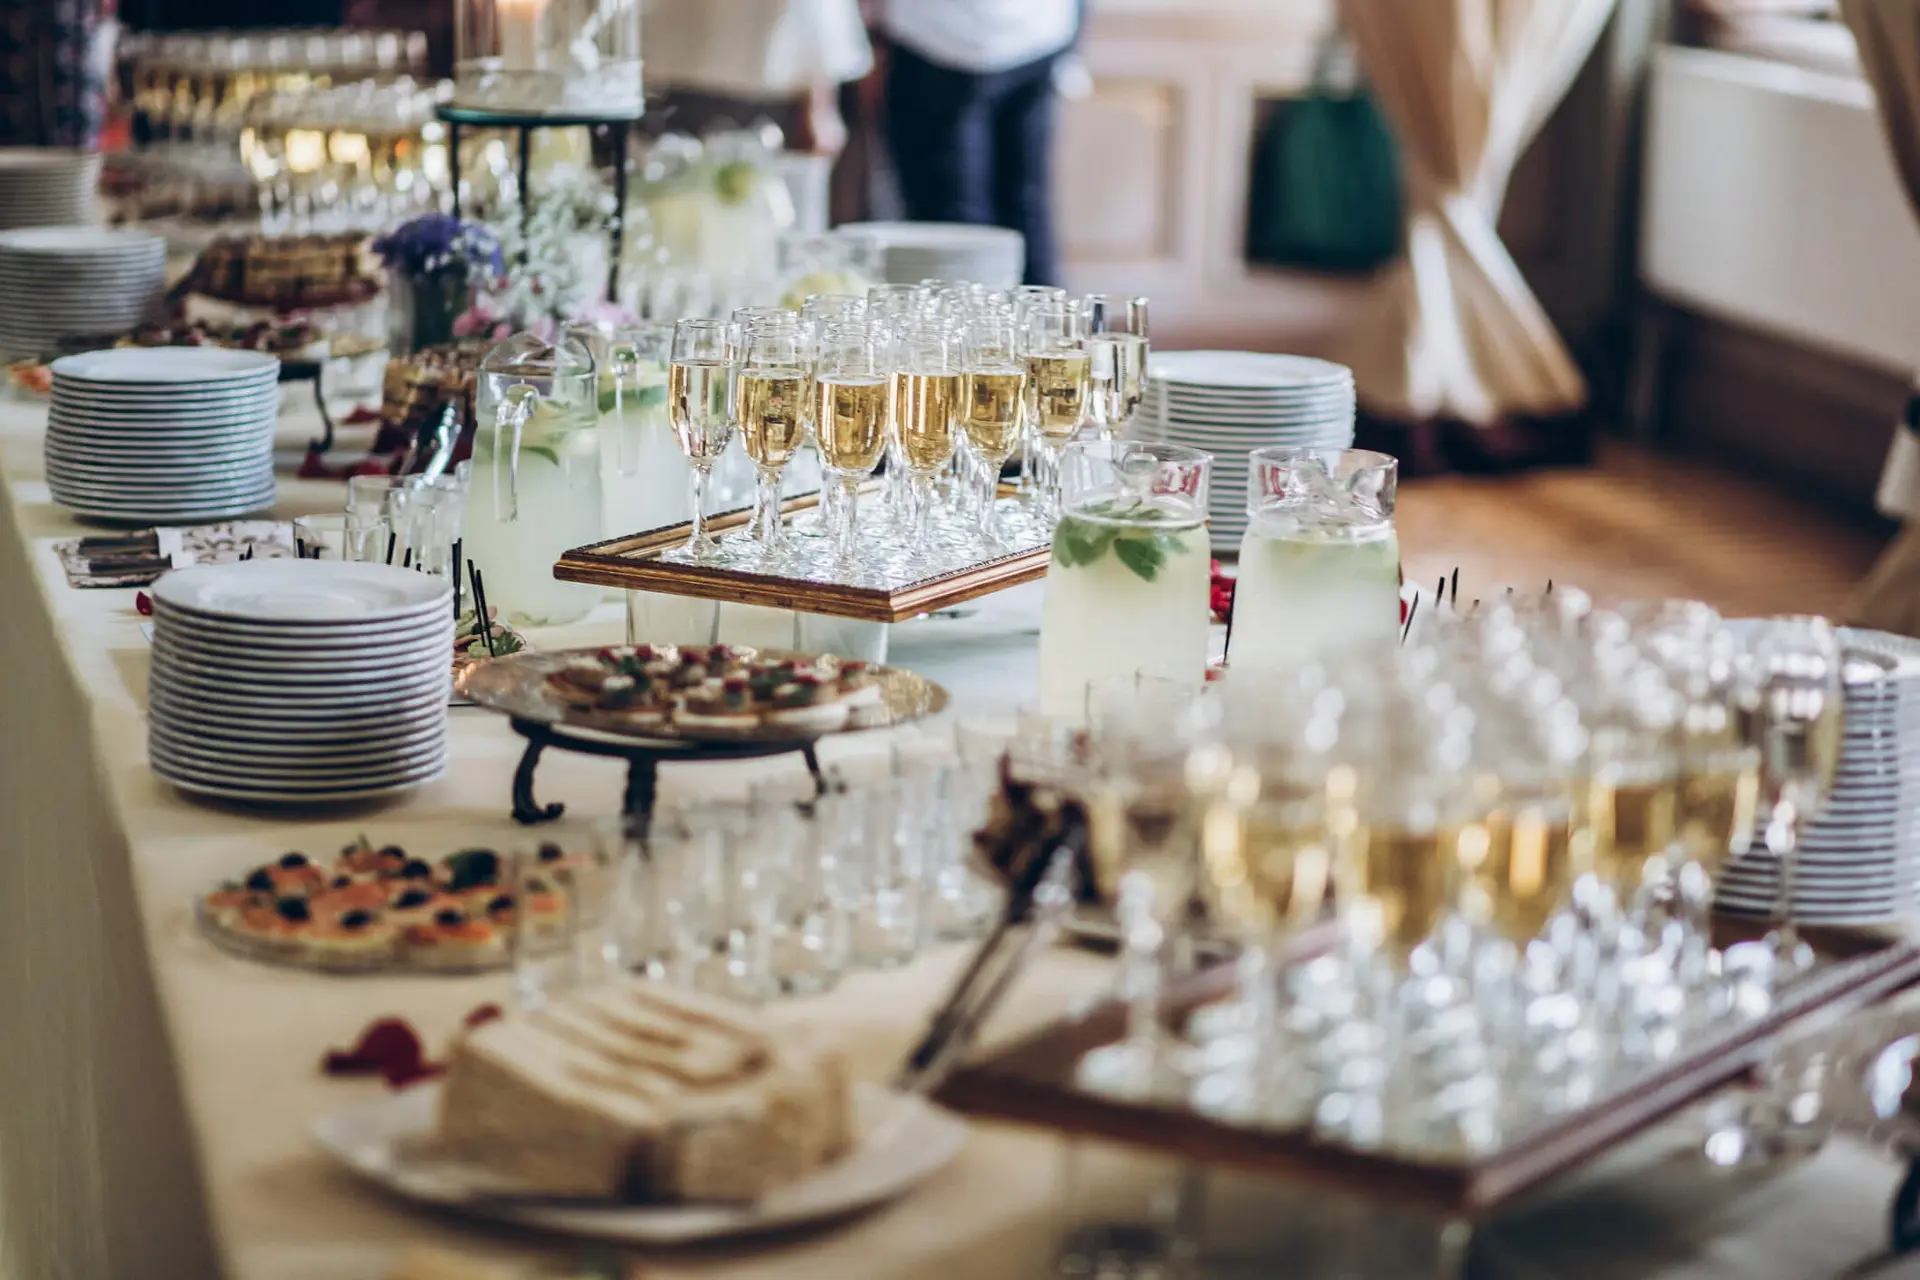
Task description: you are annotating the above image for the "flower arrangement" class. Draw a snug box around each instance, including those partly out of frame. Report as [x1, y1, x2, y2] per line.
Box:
[371, 214, 504, 285]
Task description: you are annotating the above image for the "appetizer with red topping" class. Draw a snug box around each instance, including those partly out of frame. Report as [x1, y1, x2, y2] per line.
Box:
[545, 645, 884, 733]
[197, 837, 596, 972]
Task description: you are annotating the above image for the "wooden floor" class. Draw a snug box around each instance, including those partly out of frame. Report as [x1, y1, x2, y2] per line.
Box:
[1392, 442, 1889, 621]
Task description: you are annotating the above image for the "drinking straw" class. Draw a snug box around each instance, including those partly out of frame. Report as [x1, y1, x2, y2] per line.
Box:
[1435, 575, 1446, 609]
[1401, 593, 1419, 643]
[296, 537, 306, 559]
[469, 562, 496, 657]
[1449, 568, 1460, 608]
[385, 532, 397, 565]
[451, 540, 463, 620]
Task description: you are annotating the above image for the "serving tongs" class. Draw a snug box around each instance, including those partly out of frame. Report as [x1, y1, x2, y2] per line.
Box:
[895, 764, 1096, 1097]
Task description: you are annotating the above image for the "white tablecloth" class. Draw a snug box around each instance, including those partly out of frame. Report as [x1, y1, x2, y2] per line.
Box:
[2, 392, 1920, 1279]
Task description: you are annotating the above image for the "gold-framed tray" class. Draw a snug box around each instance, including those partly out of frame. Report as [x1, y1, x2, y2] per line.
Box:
[455, 645, 950, 745]
[553, 485, 1052, 623]
[936, 923, 1920, 1217]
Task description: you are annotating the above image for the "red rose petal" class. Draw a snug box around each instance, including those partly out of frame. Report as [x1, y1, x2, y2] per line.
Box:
[323, 1017, 428, 1078]
[463, 1003, 504, 1029]
[382, 1059, 445, 1089]
[134, 592, 152, 616]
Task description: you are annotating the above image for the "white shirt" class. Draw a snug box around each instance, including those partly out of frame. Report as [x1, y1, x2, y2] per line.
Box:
[645, 0, 874, 98]
[883, 0, 1079, 74]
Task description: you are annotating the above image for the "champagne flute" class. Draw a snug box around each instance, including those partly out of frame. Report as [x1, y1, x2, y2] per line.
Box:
[1741, 616, 1844, 981]
[667, 318, 737, 560]
[813, 320, 890, 562]
[889, 319, 962, 556]
[736, 327, 810, 552]
[959, 315, 1026, 543]
[1020, 300, 1091, 518]
[1084, 294, 1150, 440]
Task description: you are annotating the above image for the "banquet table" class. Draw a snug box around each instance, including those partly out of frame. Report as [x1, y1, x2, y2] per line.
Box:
[3, 391, 1920, 1280]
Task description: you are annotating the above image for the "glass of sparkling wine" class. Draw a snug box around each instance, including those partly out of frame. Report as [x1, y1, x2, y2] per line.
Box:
[1036, 440, 1213, 722]
[1083, 293, 1150, 441]
[889, 319, 961, 555]
[813, 319, 890, 562]
[1021, 300, 1091, 518]
[667, 318, 738, 561]
[1226, 447, 1401, 673]
[736, 326, 810, 552]
[960, 315, 1025, 543]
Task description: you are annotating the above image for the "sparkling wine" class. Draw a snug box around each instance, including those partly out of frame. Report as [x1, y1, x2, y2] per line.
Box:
[668, 358, 733, 463]
[814, 375, 888, 472]
[736, 368, 808, 468]
[1027, 351, 1091, 442]
[891, 370, 960, 472]
[1677, 755, 1761, 876]
[962, 366, 1026, 461]
[1346, 824, 1457, 959]
[1205, 802, 1336, 933]
[1090, 333, 1148, 426]
[1467, 801, 1576, 945]
[1589, 774, 1679, 888]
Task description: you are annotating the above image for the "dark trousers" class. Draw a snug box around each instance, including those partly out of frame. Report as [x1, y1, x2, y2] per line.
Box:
[883, 42, 1061, 288]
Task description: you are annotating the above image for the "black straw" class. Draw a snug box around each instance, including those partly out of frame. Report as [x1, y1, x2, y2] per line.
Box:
[296, 537, 306, 560]
[1449, 567, 1460, 608]
[402, 547, 413, 571]
[469, 561, 496, 657]
[1402, 592, 1419, 643]
[452, 541, 463, 620]
[384, 532, 397, 565]
[1435, 575, 1446, 609]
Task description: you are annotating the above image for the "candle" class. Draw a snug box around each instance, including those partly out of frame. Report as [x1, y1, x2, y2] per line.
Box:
[497, 0, 544, 72]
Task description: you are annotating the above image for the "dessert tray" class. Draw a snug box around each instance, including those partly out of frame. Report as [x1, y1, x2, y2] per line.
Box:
[554, 486, 1052, 624]
[456, 645, 950, 747]
[311, 1082, 966, 1245]
[934, 923, 1920, 1217]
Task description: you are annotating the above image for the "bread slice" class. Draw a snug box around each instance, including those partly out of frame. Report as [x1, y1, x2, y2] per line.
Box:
[436, 981, 852, 1202]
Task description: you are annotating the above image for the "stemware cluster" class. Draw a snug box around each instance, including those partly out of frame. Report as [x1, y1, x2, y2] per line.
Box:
[1004, 598, 1846, 1160]
[660, 283, 1151, 582]
[507, 744, 1006, 1010]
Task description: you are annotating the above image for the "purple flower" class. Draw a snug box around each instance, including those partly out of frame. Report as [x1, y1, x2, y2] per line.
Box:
[372, 215, 505, 284]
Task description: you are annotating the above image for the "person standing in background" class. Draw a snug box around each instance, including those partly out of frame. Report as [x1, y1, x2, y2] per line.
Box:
[880, 0, 1080, 287]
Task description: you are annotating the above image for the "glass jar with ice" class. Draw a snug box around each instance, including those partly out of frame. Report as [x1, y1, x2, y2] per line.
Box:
[465, 331, 605, 626]
[1226, 446, 1400, 673]
[1036, 440, 1213, 720]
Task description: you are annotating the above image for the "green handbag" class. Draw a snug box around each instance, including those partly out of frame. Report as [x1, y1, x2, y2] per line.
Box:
[1246, 33, 1403, 273]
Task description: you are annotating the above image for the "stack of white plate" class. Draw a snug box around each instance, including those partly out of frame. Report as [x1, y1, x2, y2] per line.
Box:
[836, 222, 1025, 290]
[149, 561, 453, 805]
[46, 347, 281, 524]
[1718, 628, 1920, 924]
[0, 150, 100, 230]
[1138, 351, 1357, 542]
[0, 227, 166, 360]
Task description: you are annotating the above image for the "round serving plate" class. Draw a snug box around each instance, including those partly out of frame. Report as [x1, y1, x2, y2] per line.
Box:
[45, 455, 273, 484]
[149, 685, 450, 731]
[150, 663, 451, 710]
[48, 466, 275, 493]
[154, 758, 446, 805]
[310, 1080, 965, 1246]
[152, 636, 451, 687]
[155, 624, 452, 665]
[1150, 350, 1353, 390]
[151, 615, 457, 655]
[151, 734, 448, 781]
[154, 560, 452, 626]
[50, 398, 280, 425]
[457, 646, 950, 746]
[1151, 387, 1355, 411]
[52, 494, 278, 525]
[51, 346, 280, 385]
[149, 712, 448, 760]
[52, 373, 279, 397]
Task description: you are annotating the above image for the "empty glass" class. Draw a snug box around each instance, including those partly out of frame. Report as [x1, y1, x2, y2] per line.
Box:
[1084, 293, 1150, 440]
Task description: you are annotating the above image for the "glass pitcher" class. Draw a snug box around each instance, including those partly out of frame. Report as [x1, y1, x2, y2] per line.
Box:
[465, 331, 604, 626]
[1226, 447, 1400, 673]
[1036, 440, 1214, 720]
[564, 320, 687, 541]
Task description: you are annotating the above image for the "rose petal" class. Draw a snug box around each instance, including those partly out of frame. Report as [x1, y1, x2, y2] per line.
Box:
[323, 1017, 427, 1078]
[134, 592, 152, 616]
[463, 1003, 504, 1029]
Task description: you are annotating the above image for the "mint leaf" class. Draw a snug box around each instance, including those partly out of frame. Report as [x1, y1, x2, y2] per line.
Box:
[1113, 535, 1165, 583]
[1053, 516, 1115, 569]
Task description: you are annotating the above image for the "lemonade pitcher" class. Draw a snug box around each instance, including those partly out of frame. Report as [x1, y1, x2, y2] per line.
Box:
[465, 331, 604, 626]
[565, 320, 687, 540]
[1036, 440, 1213, 720]
[1227, 446, 1399, 672]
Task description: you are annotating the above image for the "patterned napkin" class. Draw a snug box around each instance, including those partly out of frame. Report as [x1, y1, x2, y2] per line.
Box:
[54, 520, 297, 589]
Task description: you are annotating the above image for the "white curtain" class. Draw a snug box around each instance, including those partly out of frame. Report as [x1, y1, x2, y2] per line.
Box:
[1838, 0, 1920, 633]
[1337, 0, 1620, 427]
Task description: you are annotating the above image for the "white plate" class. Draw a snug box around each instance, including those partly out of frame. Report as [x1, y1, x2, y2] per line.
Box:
[149, 663, 451, 708]
[153, 561, 452, 625]
[151, 602, 458, 643]
[52, 495, 278, 524]
[52, 347, 281, 385]
[151, 640, 451, 688]
[0, 226, 161, 252]
[46, 455, 273, 482]
[311, 1080, 966, 1246]
[148, 716, 448, 760]
[150, 733, 447, 779]
[149, 685, 451, 728]
[1150, 351, 1352, 391]
[151, 614, 458, 653]
[154, 758, 446, 804]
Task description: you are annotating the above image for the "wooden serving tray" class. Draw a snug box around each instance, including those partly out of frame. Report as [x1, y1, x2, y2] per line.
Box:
[936, 922, 1920, 1216]
[553, 485, 1051, 624]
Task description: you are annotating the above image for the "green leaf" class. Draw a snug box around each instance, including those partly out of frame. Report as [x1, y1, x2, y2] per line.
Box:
[1113, 535, 1165, 583]
[520, 444, 561, 466]
[1052, 517, 1116, 569]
